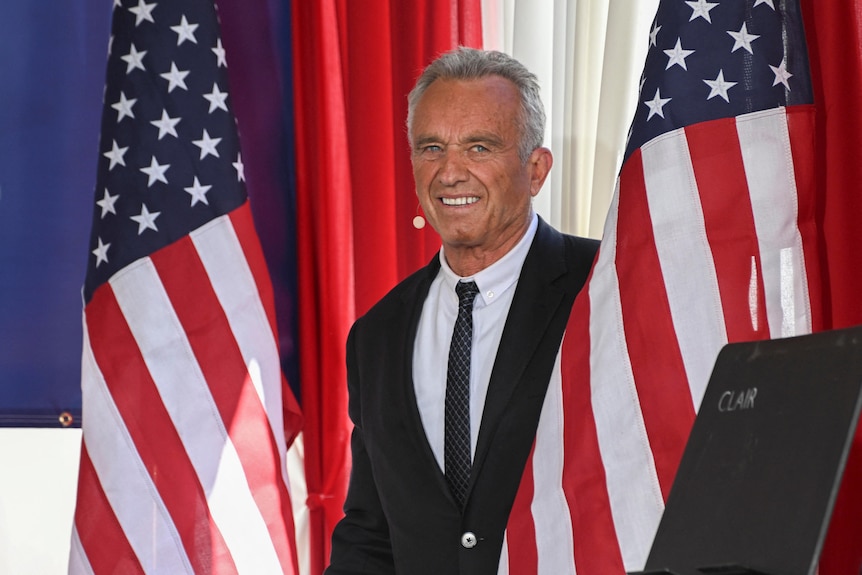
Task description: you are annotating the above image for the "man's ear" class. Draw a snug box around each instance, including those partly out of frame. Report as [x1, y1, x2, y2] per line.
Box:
[528, 147, 553, 197]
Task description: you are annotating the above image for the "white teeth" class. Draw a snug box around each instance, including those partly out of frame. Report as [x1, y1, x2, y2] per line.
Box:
[441, 196, 479, 206]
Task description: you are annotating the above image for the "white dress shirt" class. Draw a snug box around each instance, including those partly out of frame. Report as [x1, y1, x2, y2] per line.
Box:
[413, 212, 538, 471]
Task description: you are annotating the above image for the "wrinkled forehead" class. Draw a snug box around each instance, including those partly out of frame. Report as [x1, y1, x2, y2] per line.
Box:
[411, 76, 523, 140]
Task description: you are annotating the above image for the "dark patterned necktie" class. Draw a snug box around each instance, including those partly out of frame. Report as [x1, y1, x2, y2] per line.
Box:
[445, 280, 480, 508]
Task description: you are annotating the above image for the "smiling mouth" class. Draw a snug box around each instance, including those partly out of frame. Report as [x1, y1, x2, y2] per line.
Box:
[441, 197, 479, 206]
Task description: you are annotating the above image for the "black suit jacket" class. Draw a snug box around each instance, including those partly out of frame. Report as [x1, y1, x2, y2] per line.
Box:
[327, 218, 599, 574]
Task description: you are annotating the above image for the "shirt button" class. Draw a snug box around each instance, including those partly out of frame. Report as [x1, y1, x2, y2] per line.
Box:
[486, 291, 494, 299]
[461, 531, 477, 549]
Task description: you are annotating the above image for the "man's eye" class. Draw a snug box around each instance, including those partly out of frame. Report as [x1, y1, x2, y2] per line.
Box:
[471, 144, 489, 153]
[418, 145, 442, 155]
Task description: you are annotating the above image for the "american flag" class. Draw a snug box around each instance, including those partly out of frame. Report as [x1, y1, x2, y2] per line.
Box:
[500, 0, 821, 572]
[69, 1, 301, 573]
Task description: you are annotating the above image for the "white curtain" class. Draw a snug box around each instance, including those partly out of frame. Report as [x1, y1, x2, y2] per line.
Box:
[482, 0, 660, 239]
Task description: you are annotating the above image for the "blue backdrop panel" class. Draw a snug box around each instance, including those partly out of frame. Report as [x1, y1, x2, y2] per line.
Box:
[0, 2, 111, 427]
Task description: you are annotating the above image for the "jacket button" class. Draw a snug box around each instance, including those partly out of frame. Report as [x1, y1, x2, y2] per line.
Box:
[461, 532, 477, 549]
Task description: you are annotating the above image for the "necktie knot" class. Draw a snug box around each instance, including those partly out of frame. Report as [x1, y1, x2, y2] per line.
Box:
[455, 280, 479, 308]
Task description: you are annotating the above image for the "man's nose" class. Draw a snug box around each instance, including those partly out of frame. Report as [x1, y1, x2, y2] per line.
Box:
[437, 149, 469, 186]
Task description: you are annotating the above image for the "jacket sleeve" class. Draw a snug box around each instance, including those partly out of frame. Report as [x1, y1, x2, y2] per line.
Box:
[325, 322, 396, 575]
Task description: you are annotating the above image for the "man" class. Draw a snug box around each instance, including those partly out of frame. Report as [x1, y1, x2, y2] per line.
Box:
[326, 47, 599, 574]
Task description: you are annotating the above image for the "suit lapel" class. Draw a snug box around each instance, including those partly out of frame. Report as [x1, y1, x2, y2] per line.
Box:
[394, 256, 453, 490]
[471, 219, 569, 482]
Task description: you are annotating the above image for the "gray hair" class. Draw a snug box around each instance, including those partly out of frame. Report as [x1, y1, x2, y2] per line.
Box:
[406, 47, 546, 162]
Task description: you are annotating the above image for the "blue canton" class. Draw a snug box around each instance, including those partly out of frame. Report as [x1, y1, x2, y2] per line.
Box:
[85, 0, 246, 303]
[624, 0, 813, 162]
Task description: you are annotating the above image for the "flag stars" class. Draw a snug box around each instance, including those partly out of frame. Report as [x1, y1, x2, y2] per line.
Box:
[171, 15, 199, 46]
[184, 177, 212, 206]
[111, 91, 137, 122]
[770, 58, 793, 90]
[90, 4, 254, 293]
[104, 140, 128, 170]
[92, 238, 111, 267]
[140, 156, 170, 187]
[128, 0, 156, 26]
[233, 152, 245, 182]
[753, 0, 775, 9]
[649, 23, 661, 48]
[704, 70, 738, 102]
[644, 88, 672, 120]
[728, 22, 760, 54]
[121, 44, 147, 74]
[212, 38, 227, 67]
[130, 204, 160, 234]
[685, 0, 719, 23]
[664, 38, 695, 70]
[150, 109, 181, 139]
[192, 129, 222, 160]
[96, 189, 119, 218]
[160, 62, 190, 93]
[204, 83, 229, 113]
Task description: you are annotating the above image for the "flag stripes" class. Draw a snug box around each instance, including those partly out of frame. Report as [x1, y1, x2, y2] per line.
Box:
[115, 247, 277, 574]
[222, 205, 304, 452]
[155, 230, 295, 573]
[504, 447, 538, 575]
[640, 130, 727, 406]
[225, 206, 281, 364]
[560, 291, 626, 574]
[532, 357, 576, 575]
[70, 445, 144, 575]
[685, 117, 770, 343]
[502, 104, 818, 573]
[80, 320, 199, 574]
[587, 192, 665, 570]
[601, 106, 817, 569]
[615, 152, 695, 499]
[737, 108, 813, 338]
[189, 211, 292, 460]
[92, 270, 242, 575]
[75, 207, 297, 574]
[785, 107, 822, 335]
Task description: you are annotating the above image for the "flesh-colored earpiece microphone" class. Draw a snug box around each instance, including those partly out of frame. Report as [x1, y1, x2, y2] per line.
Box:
[413, 204, 426, 229]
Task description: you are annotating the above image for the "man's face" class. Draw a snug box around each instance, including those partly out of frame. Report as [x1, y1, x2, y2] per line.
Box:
[410, 76, 550, 264]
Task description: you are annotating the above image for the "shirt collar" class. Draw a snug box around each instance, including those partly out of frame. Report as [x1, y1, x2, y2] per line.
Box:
[439, 212, 538, 309]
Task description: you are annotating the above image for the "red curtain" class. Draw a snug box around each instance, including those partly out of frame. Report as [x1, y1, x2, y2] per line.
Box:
[804, 1, 862, 573]
[291, 2, 481, 572]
